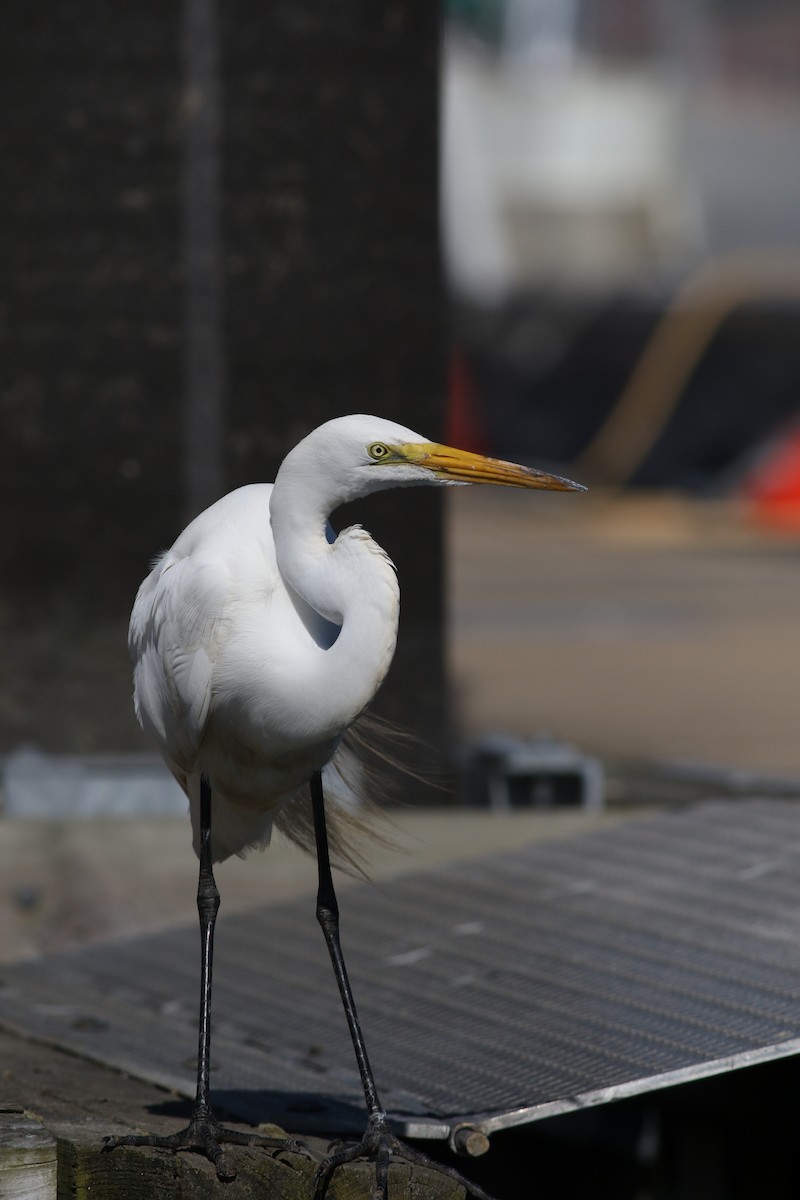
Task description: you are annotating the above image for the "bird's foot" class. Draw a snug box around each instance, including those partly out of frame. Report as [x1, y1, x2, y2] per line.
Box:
[102, 1104, 308, 1181]
[313, 1113, 497, 1200]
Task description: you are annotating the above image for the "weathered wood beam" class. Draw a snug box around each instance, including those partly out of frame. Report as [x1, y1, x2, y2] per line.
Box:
[1, 1031, 466, 1199]
[0, 1113, 57, 1200]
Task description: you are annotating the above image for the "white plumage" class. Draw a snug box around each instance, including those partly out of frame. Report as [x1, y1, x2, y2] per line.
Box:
[113, 413, 585, 1194]
[129, 414, 584, 862]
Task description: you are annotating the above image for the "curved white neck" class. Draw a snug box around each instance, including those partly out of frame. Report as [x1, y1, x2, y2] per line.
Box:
[269, 471, 400, 730]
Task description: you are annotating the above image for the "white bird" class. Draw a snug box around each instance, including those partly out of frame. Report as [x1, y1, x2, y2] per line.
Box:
[105, 414, 585, 1199]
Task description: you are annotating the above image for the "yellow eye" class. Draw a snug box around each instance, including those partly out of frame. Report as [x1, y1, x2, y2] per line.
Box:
[368, 442, 390, 461]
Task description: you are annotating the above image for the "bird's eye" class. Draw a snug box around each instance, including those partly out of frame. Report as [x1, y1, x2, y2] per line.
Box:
[368, 442, 390, 461]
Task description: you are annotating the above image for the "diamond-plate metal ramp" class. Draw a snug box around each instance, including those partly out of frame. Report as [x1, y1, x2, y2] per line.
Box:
[2, 798, 800, 1144]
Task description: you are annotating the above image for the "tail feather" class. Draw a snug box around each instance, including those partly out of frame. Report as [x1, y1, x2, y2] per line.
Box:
[274, 712, 441, 876]
[273, 725, 391, 878]
[190, 712, 439, 867]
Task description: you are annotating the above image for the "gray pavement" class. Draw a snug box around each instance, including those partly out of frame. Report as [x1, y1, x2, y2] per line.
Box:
[449, 488, 800, 775]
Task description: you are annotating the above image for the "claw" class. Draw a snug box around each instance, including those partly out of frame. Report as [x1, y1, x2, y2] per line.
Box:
[102, 1109, 300, 1182]
[278, 1136, 312, 1159]
[313, 1114, 499, 1200]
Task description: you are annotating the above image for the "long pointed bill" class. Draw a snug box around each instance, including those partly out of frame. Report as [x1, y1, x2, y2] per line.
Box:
[405, 443, 586, 492]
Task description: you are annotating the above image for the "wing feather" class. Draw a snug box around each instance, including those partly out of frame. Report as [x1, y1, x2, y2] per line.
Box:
[129, 553, 233, 779]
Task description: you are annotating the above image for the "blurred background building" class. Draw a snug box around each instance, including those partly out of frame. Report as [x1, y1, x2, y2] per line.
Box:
[0, 1, 445, 766]
[2, 0, 800, 794]
[442, 0, 800, 493]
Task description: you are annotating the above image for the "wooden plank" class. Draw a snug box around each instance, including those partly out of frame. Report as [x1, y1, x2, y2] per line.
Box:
[55, 1125, 313, 1200]
[56, 1127, 465, 1200]
[0, 1031, 466, 1198]
[0, 1113, 57, 1200]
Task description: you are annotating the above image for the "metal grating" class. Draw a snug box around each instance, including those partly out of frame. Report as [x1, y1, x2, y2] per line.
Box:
[3, 798, 800, 1142]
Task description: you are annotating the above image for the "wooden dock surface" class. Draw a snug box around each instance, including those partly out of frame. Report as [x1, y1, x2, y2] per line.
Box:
[0, 1031, 465, 1199]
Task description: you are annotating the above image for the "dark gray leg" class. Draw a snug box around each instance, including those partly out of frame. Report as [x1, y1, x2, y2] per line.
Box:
[310, 771, 498, 1200]
[103, 776, 302, 1179]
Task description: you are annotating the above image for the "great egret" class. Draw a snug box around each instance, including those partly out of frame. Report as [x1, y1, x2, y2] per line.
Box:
[104, 414, 585, 1198]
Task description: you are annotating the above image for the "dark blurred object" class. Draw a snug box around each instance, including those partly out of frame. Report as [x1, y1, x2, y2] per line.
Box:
[1, 3, 441, 609]
[462, 732, 604, 810]
[1, 4, 446, 764]
[451, 292, 800, 491]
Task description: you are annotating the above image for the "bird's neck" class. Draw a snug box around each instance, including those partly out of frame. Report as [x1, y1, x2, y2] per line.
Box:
[269, 480, 400, 727]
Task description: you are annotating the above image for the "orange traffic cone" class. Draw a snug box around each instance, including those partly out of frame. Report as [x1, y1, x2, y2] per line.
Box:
[743, 422, 800, 531]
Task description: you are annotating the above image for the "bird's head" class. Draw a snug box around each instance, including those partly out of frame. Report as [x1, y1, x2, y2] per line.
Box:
[285, 414, 587, 502]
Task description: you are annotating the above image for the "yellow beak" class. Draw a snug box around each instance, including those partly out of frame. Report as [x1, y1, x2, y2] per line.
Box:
[404, 443, 586, 492]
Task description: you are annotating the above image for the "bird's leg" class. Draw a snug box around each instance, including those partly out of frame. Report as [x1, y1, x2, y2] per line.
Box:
[103, 776, 304, 1180]
[310, 771, 498, 1200]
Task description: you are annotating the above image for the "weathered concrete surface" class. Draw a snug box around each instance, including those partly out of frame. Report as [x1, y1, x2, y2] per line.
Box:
[448, 490, 800, 775]
[0, 807, 624, 962]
